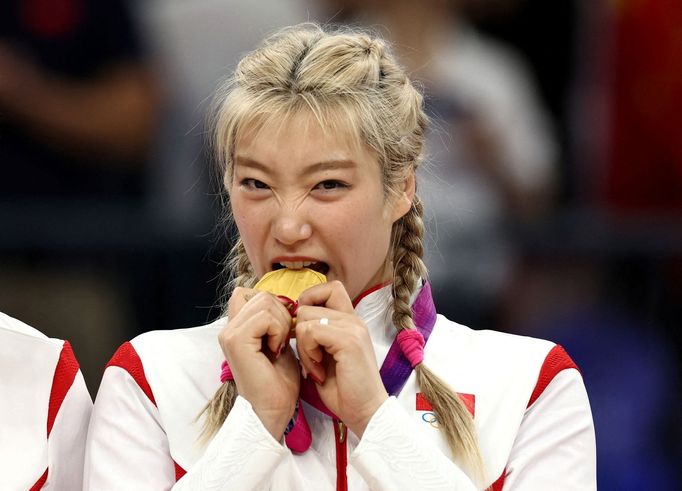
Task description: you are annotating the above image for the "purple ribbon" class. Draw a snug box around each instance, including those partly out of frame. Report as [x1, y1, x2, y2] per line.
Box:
[379, 281, 436, 396]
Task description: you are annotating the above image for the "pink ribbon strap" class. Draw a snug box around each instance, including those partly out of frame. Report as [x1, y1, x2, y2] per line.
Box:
[284, 401, 312, 453]
[396, 329, 425, 368]
[220, 360, 233, 383]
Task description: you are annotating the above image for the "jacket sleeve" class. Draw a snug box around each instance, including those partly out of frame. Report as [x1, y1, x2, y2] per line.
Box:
[350, 397, 478, 490]
[85, 342, 298, 490]
[84, 364, 177, 490]
[501, 368, 596, 490]
[173, 396, 294, 491]
[44, 342, 92, 490]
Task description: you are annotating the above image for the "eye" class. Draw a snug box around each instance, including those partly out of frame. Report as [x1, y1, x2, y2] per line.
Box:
[239, 178, 270, 190]
[313, 180, 348, 191]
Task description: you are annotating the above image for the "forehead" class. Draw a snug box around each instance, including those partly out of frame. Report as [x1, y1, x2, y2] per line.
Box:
[234, 110, 374, 171]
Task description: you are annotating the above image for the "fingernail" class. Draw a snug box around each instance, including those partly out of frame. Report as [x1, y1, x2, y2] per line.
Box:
[276, 343, 285, 358]
[301, 365, 308, 379]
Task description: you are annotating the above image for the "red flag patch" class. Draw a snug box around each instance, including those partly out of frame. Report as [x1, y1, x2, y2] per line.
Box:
[416, 392, 475, 416]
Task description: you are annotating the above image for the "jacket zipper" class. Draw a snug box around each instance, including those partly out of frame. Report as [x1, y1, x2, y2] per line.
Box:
[333, 419, 348, 491]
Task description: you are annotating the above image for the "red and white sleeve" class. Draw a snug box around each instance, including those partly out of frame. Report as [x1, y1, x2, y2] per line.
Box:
[500, 346, 597, 490]
[39, 341, 92, 491]
[85, 342, 292, 490]
[84, 342, 178, 489]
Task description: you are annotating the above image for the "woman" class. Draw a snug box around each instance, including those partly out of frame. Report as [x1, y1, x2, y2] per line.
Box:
[85, 24, 595, 490]
[0, 312, 91, 490]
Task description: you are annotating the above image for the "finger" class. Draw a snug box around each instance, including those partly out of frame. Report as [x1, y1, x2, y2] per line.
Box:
[297, 281, 354, 313]
[245, 309, 291, 356]
[227, 287, 258, 318]
[294, 305, 344, 325]
[228, 291, 292, 354]
[231, 290, 292, 331]
[294, 319, 328, 383]
[295, 316, 360, 383]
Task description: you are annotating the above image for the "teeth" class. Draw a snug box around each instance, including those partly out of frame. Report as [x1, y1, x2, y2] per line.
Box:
[279, 261, 315, 269]
[279, 261, 316, 269]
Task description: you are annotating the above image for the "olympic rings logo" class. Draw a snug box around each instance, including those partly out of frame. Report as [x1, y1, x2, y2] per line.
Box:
[421, 411, 440, 428]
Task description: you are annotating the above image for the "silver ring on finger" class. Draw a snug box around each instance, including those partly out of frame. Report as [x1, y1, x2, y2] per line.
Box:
[319, 317, 329, 326]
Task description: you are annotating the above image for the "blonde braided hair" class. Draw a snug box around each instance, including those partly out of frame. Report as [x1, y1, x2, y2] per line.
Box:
[391, 196, 486, 485]
[201, 23, 486, 487]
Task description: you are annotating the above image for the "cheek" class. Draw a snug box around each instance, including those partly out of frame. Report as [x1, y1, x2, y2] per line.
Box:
[232, 201, 264, 246]
[332, 200, 392, 253]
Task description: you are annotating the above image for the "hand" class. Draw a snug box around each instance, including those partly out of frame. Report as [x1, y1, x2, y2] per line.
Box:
[295, 281, 388, 437]
[219, 287, 300, 440]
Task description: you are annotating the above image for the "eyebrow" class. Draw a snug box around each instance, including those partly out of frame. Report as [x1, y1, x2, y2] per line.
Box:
[234, 156, 357, 176]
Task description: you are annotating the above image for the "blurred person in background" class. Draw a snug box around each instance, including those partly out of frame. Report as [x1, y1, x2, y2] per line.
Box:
[320, 0, 558, 327]
[0, 311, 91, 490]
[0, 0, 159, 391]
[496, 0, 682, 488]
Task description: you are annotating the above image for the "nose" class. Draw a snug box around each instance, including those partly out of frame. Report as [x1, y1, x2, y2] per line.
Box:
[273, 211, 312, 246]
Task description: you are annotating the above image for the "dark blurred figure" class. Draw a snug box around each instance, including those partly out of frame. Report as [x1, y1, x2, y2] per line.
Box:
[0, 0, 159, 391]
[0, 0, 157, 197]
[597, 0, 682, 214]
[590, 2, 682, 483]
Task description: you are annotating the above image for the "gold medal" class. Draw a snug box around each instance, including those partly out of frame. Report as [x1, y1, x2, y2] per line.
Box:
[254, 267, 327, 301]
[255, 268, 327, 332]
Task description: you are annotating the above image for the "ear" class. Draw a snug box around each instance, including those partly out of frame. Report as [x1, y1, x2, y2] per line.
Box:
[390, 170, 416, 223]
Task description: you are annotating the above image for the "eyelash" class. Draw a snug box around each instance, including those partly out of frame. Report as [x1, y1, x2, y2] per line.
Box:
[239, 179, 349, 192]
[313, 180, 348, 191]
[240, 178, 269, 190]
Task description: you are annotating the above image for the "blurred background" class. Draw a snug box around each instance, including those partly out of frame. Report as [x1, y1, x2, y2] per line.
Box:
[1, 0, 679, 488]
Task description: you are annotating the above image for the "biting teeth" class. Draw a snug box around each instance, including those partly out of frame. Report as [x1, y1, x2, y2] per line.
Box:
[279, 261, 315, 269]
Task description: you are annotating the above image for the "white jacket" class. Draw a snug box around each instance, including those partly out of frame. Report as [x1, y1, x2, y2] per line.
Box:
[85, 284, 595, 490]
[0, 312, 92, 490]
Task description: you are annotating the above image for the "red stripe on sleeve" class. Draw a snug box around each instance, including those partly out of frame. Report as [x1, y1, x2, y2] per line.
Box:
[29, 469, 48, 491]
[174, 461, 187, 481]
[527, 345, 579, 408]
[106, 341, 157, 406]
[47, 341, 80, 436]
[490, 469, 506, 491]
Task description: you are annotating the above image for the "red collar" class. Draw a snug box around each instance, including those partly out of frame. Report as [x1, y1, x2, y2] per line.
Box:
[352, 280, 392, 308]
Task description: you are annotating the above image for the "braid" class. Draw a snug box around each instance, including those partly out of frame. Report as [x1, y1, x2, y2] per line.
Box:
[391, 195, 487, 487]
[197, 376, 237, 444]
[391, 196, 427, 331]
[199, 239, 256, 442]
